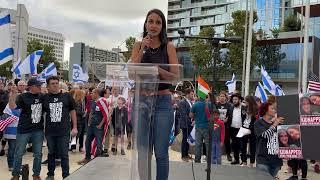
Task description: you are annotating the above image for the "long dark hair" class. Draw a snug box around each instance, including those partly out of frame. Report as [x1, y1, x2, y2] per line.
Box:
[245, 95, 258, 116]
[143, 9, 168, 46]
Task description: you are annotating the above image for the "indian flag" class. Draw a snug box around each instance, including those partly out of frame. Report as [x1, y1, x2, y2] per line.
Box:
[197, 76, 210, 99]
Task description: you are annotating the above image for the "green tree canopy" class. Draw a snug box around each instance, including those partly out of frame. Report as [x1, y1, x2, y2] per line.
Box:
[123, 36, 136, 62]
[256, 29, 286, 71]
[283, 13, 301, 32]
[224, 10, 258, 76]
[27, 39, 60, 73]
[0, 61, 13, 78]
[190, 27, 225, 86]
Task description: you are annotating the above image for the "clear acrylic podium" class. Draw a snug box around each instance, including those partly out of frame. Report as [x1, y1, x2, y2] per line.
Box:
[87, 61, 183, 180]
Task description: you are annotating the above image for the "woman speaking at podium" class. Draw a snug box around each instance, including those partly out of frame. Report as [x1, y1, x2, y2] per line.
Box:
[130, 8, 179, 180]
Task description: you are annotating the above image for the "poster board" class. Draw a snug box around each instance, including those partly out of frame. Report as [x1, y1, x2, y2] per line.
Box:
[277, 94, 320, 159]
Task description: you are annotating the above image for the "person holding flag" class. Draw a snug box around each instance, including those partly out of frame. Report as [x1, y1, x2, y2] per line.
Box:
[78, 89, 108, 165]
[190, 76, 211, 163]
[11, 78, 45, 180]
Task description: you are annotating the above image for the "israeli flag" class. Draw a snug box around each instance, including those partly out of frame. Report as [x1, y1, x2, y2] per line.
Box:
[169, 111, 176, 145]
[187, 126, 196, 146]
[255, 82, 268, 103]
[275, 84, 285, 96]
[17, 50, 43, 75]
[225, 73, 236, 94]
[0, 12, 14, 66]
[73, 64, 89, 83]
[11, 59, 22, 79]
[38, 62, 57, 80]
[261, 66, 277, 95]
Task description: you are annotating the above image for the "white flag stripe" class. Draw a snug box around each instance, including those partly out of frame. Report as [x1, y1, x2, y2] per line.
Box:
[0, 12, 14, 65]
[18, 50, 43, 75]
[225, 73, 236, 94]
[198, 84, 209, 94]
[72, 64, 89, 83]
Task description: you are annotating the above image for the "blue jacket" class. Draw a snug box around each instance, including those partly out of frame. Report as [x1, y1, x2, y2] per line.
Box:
[178, 98, 192, 129]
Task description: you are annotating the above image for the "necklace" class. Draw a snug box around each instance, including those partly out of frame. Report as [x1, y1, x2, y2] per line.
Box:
[148, 47, 160, 55]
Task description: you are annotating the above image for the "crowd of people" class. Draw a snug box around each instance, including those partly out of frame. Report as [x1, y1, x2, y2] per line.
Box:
[173, 88, 320, 180]
[0, 76, 139, 180]
[1, 76, 319, 180]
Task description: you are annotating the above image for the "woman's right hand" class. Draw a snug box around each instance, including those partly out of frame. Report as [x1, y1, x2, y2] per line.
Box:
[141, 35, 152, 49]
[272, 116, 284, 126]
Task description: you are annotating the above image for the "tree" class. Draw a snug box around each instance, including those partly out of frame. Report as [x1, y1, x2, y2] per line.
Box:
[190, 27, 225, 86]
[123, 36, 136, 62]
[224, 10, 258, 76]
[0, 61, 13, 78]
[270, 27, 283, 38]
[27, 39, 60, 73]
[256, 29, 286, 71]
[283, 13, 301, 32]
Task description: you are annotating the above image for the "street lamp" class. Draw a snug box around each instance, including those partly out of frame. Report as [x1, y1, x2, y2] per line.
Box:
[178, 29, 241, 180]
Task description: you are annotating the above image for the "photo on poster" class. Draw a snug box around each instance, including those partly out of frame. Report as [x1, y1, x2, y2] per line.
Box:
[278, 125, 303, 159]
[299, 93, 320, 125]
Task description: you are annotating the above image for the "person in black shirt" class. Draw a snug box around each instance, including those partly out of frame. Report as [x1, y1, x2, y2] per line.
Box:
[42, 76, 77, 180]
[254, 102, 284, 178]
[216, 91, 232, 161]
[240, 96, 258, 167]
[11, 78, 44, 180]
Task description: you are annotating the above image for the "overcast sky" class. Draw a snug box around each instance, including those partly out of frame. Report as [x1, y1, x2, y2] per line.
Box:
[0, 0, 168, 61]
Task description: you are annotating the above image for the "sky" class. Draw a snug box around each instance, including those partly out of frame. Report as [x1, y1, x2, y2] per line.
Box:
[0, 0, 168, 61]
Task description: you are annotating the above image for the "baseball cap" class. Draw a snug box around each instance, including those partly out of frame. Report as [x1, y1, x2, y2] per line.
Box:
[27, 78, 44, 87]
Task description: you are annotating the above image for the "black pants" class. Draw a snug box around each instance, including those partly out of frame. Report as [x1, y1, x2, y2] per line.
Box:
[230, 127, 240, 162]
[240, 133, 256, 163]
[288, 159, 308, 178]
[224, 125, 231, 155]
[46, 135, 70, 178]
[78, 120, 87, 150]
[181, 127, 190, 158]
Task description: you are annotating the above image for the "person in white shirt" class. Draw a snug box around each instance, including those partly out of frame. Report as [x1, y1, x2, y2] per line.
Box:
[229, 93, 246, 165]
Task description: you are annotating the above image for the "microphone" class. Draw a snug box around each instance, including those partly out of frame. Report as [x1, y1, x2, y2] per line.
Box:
[144, 32, 156, 54]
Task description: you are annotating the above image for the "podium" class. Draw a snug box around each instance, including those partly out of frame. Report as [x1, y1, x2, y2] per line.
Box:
[86, 62, 183, 180]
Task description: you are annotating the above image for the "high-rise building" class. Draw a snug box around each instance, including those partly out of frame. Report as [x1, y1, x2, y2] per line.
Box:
[256, 0, 282, 33]
[27, 27, 65, 63]
[69, 42, 119, 81]
[167, 0, 242, 45]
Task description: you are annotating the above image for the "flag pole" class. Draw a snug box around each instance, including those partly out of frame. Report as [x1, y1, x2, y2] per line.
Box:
[244, 0, 255, 96]
[302, 0, 310, 93]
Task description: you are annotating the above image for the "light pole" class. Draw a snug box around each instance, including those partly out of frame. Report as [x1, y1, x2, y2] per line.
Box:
[244, 0, 255, 96]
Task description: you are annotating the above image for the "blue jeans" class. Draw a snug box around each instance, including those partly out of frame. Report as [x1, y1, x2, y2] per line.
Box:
[195, 128, 209, 162]
[12, 130, 44, 177]
[211, 140, 221, 165]
[7, 139, 16, 168]
[46, 135, 70, 178]
[256, 163, 281, 177]
[85, 125, 103, 160]
[136, 95, 173, 180]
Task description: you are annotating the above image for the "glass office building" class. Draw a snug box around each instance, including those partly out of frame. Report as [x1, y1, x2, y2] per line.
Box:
[167, 0, 242, 45]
